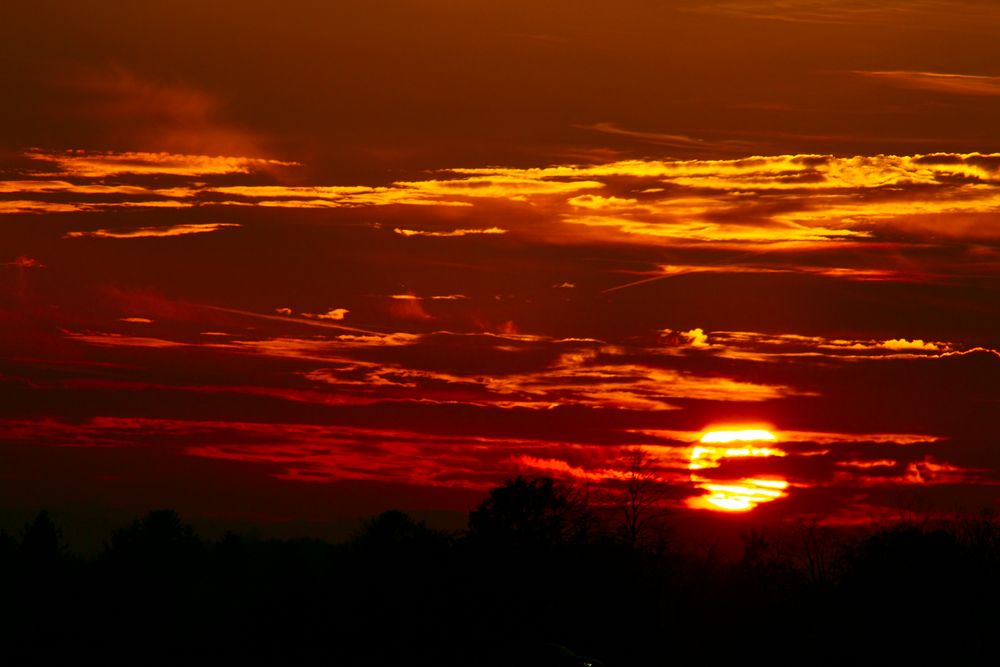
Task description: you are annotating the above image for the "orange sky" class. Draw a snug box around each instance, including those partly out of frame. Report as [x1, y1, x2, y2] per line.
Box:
[2, 1, 1000, 531]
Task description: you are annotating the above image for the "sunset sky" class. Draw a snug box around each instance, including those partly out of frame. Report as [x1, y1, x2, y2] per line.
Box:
[3, 1, 1000, 535]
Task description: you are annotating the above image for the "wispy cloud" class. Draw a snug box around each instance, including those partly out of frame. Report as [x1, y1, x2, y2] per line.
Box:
[578, 122, 757, 152]
[28, 149, 296, 177]
[65, 66, 275, 157]
[64, 222, 240, 239]
[578, 122, 711, 149]
[393, 227, 507, 237]
[2, 256, 45, 268]
[0, 200, 84, 214]
[704, 330, 990, 361]
[855, 70, 1000, 96]
[690, 1, 1000, 28]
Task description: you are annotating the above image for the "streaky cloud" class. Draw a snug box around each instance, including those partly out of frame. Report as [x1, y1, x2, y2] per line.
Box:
[27, 149, 297, 177]
[393, 227, 507, 237]
[64, 222, 240, 239]
[856, 70, 1000, 96]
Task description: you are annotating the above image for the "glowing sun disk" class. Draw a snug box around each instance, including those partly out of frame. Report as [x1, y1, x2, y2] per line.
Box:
[700, 429, 776, 444]
[688, 428, 788, 513]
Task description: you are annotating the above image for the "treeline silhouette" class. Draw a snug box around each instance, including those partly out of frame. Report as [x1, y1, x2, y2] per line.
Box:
[2, 476, 999, 666]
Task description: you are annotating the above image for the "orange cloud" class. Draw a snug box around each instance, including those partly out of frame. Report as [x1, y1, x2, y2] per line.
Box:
[66, 66, 275, 157]
[66, 333, 187, 349]
[3, 256, 45, 268]
[681, 328, 710, 348]
[304, 308, 349, 321]
[64, 222, 240, 239]
[513, 456, 604, 481]
[388, 294, 431, 320]
[880, 338, 940, 351]
[29, 149, 296, 177]
[13, 149, 1000, 251]
[606, 263, 924, 295]
[512, 455, 657, 483]
[567, 194, 641, 210]
[455, 153, 1000, 188]
[0, 200, 84, 214]
[694, 1, 1000, 28]
[392, 175, 604, 199]
[856, 70, 1000, 96]
[393, 227, 507, 237]
[903, 457, 982, 485]
[577, 122, 711, 148]
[0, 179, 195, 197]
[298, 344, 803, 410]
[836, 459, 897, 470]
[388, 293, 467, 301]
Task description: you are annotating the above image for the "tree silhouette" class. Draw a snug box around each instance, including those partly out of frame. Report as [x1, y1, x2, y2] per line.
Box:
[610, 449, 669, 549]
[0, 528, 15, 561]
[468, 476, 573, 548]
[105, 509, 202, 572]
[354, 509, 435, 550]
[2, 501, 999, 666]
[20, 510, 63, 566]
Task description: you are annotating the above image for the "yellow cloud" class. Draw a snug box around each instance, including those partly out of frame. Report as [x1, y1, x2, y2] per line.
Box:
[880, 338, 940, 351]
[682, 328, 710, 348]
[568, 194, 641, 210]
[393, 227, 507, 237]
[12, 148, 1000, 250]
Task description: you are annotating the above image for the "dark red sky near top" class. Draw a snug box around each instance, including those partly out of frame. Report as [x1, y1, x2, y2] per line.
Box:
[2, 1, 1000, 540]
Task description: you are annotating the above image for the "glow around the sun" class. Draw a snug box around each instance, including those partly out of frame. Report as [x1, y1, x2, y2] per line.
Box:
[688, 428, 788, 512]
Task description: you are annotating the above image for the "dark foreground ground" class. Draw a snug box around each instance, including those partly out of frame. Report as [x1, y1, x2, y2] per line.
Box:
[3, 476, 999, 666]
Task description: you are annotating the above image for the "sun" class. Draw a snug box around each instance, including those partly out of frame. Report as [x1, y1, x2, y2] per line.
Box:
[687, 428, 788, 512]
[699, 429, 777, 444]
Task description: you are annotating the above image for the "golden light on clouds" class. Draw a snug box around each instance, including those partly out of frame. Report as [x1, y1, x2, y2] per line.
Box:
[26, 149, 297, 177]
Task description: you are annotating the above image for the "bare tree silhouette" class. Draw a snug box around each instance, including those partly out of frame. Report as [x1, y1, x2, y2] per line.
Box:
[610, 448, 669, 549]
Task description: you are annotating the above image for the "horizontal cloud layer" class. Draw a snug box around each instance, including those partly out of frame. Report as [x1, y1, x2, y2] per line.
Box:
[3, 146, 1000, 523]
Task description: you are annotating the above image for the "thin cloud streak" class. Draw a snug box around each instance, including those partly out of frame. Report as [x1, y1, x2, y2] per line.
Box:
[27, 149, 297, 177]
[64, 222, 240, 239]
[690, 1, 1000, 28]
[855, 70, 1000, 96]
[393, 227, 507, 237]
